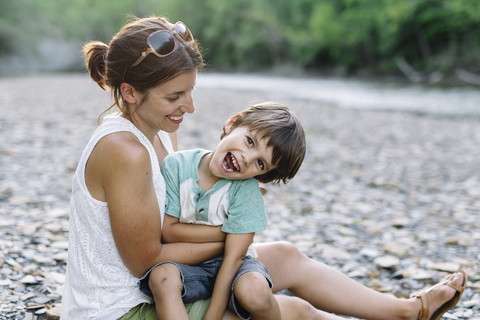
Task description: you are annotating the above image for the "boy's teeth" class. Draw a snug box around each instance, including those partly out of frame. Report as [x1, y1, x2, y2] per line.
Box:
[230, 154, 239, 170]
[169, 115, 182, 120]
[223, 158, 234, 172]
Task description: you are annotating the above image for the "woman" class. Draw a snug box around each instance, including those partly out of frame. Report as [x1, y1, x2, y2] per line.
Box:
[61, 15, 466, 320]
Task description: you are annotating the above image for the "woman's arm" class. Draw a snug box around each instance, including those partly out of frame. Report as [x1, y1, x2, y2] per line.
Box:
[203, 233, 254, 320]
[162, 214, 227, 243]
[94, 133, 223, 277]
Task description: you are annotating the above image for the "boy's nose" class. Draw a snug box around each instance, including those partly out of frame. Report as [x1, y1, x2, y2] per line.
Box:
[242, 152, 254, 166]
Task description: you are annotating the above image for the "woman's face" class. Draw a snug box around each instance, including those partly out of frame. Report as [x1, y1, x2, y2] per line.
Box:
[130, 70, 197, 135]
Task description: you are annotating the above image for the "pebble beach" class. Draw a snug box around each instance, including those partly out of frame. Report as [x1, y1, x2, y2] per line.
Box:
[0, 73, 479, 319]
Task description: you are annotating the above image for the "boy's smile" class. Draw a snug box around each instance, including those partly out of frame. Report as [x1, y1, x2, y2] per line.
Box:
[205, 126, 276, 181]
[223, 152, 240, 173]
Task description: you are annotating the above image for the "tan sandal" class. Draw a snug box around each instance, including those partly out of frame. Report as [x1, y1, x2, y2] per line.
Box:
[414, 269, 467, 320]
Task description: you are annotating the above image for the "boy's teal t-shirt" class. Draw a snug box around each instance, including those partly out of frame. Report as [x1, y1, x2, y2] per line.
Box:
[161, 149, 267, 235]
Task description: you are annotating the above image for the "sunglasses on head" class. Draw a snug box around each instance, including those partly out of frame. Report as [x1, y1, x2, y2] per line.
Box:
[123, 21, 194, 80]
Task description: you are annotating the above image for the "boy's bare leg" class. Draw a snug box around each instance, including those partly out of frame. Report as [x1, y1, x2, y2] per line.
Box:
[148, 263, 189, 320]
[233, 271, 282, 320]
[255, 241, 465, 320]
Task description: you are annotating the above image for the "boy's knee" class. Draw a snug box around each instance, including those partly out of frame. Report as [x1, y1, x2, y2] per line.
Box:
[234, 272, 273, 312]
[148, 263, 183, 297]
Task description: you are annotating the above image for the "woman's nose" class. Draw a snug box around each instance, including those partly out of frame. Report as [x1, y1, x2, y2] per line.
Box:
[181, 91, 195, 114]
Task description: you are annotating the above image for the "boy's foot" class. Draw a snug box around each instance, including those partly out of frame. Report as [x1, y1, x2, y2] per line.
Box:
[413, 270, 466, 320]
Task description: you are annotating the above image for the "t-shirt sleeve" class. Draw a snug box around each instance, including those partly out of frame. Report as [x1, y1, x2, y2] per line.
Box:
[221, 179, 267, 234]
[161, 154, 182, 218]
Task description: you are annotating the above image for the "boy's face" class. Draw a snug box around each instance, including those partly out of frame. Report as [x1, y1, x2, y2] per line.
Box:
[209, 126, 276, 180]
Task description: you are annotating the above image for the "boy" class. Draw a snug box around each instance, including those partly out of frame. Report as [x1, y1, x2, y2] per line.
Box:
[140, 102, 306, 320]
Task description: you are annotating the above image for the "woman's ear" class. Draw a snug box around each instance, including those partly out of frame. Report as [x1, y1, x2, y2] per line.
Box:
[120, 82, 137, 104]
[224, 115, 239, 135]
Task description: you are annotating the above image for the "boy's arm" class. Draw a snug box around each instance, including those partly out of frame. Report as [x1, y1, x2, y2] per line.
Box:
[203, 233, 254, 320]
[162, 214, 227, 243]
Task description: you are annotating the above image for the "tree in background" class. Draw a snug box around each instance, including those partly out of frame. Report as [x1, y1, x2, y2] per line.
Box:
[1, 0, 480, 82]
[0, 0, 36, 57]
[157, 0, 480, 82]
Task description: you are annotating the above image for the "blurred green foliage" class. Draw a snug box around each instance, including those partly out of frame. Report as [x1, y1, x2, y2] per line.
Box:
[2, 0, 480, 74]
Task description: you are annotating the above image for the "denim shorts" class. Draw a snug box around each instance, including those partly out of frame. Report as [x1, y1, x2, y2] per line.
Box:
[139, 256, 272, 320]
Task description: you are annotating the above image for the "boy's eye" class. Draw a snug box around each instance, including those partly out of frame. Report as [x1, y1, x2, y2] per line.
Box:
[257, 160, 265, 170]
[246, 137, 254, 147]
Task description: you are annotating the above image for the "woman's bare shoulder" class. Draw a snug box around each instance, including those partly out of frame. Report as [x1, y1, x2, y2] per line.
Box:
[97, 131, 149, 163]
[88, 131, 152, 184]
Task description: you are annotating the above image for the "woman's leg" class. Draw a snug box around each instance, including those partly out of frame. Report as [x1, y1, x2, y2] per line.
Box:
[255, 241, 464, 320]
[223, 294, 349, 320]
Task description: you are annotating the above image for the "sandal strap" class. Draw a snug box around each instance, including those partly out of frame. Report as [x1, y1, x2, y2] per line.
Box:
[445, 279, 464, 293]
[417, 293, 429, 320]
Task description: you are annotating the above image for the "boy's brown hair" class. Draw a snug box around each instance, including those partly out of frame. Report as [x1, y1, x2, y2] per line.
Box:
[221, 102, 306, 185]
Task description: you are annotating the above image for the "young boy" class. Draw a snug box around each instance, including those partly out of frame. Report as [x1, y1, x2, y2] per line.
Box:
[139, 102, 306, 320]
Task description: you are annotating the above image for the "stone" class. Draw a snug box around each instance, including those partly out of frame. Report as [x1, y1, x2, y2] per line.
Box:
[50, 241, 69, 249]
[445, 237, 458, 244]
[13, 265, 23, 273]
[45, 305, 62, 320]
[33, 296, 52, 304]
[52, 252, 68, 262]
[19, 275, 38, 284]
[35, 307, 48, 315]
[24, 313, 35, 320]
[383, 241, 409, 256]
[43, 272, 66, 285]
[462, 299, 480, 308]
[0, 279, 12, 286]
[20, 292, 37, 301]
[426, 262, 461, 273]
[410, 269, 433, 280]
[319, 245, 352, 260]
[33, 255, 53, 265]
[457, 233, 475, 247]
[44, 224, 63, 234]
[374, 255, 400, 269]
[391, 218, 409, 228]
[360, 248, 379, 259]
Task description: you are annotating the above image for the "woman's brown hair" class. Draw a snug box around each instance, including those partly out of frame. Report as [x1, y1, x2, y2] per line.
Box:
[83, 16, 204, 121]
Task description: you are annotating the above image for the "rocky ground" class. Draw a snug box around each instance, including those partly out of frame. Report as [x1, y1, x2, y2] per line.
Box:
[0, 73, 479, 319]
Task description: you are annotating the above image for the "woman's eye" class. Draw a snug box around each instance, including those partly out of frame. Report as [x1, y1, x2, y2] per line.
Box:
[167, 95, 180, 102]
[246, 137, 254, 147]
[257, 160, 265, 170]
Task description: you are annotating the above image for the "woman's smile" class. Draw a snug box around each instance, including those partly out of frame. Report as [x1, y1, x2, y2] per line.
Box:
[167, 115, 184, 124]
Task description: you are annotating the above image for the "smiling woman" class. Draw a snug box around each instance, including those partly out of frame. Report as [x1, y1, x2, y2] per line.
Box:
[60, 16, 215, 320]
[121, 70, 197, 138]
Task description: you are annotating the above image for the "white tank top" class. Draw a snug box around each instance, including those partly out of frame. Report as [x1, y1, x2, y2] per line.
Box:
[61, 114, 174, 320]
